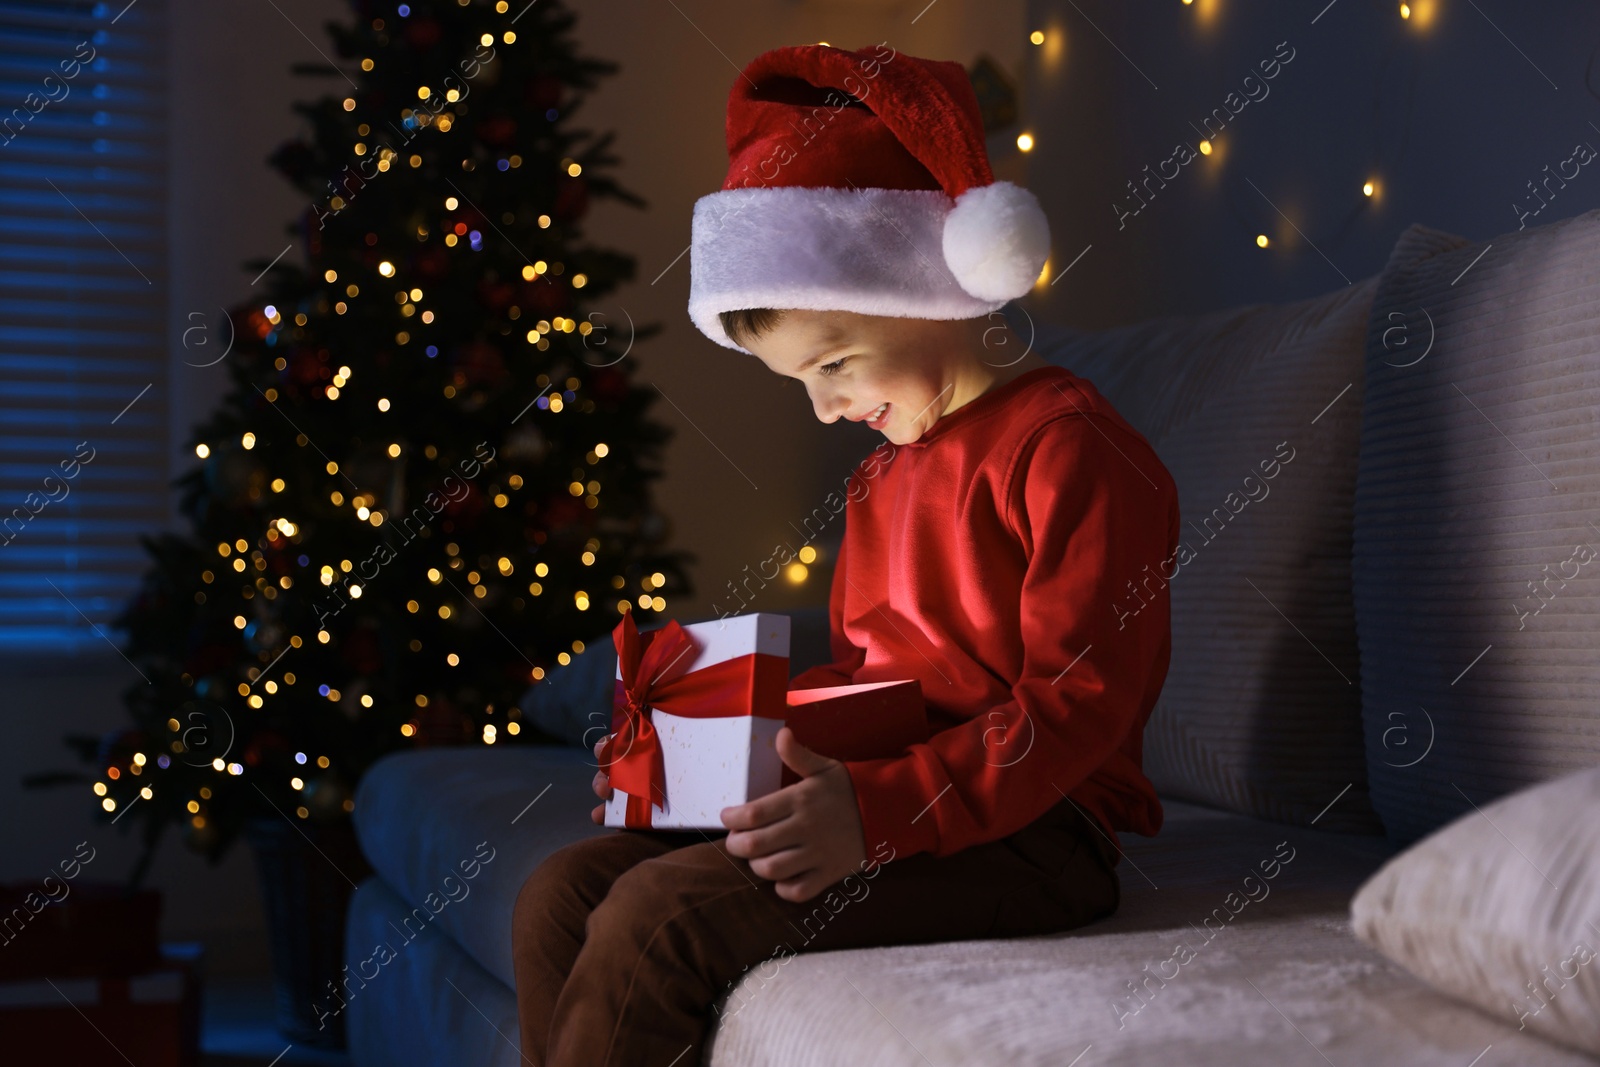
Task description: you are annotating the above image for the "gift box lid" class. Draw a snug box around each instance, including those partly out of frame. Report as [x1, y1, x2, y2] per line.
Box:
[782, 679, 929, 785]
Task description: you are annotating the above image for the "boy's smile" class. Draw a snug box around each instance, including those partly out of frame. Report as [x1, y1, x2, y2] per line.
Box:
[739, 308, 1046, 445]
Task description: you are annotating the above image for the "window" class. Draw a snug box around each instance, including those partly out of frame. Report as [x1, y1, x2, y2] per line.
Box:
[0, 0, 169, 653]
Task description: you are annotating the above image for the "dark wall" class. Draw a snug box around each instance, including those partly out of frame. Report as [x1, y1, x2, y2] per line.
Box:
[1019, 0, 1600, 327]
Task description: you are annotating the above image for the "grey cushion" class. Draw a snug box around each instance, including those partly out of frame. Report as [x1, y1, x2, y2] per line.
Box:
[1024, 280, 1385, 834]
[517, 605, 835, 750]
[516, 632, 619, 750]
[347, 876, 528, 1067]
[1354, 212, 1600, 845]
[1352, 766, 1600, 1057]
[351, 745, 607, 990]
[345, 877, 524, 1067]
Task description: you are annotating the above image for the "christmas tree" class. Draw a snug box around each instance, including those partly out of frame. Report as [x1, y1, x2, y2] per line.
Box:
[77, 0, 688, 882]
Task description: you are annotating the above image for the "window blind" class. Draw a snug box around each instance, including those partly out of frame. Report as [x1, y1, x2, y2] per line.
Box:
[0, 0, 169, 654]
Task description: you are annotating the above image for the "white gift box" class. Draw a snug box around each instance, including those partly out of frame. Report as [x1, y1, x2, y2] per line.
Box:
[604, 613, 791, 830]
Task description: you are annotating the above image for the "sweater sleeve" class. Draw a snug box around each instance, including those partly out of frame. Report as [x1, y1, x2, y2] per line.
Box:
[787, 537, 865, 691]
[842, 413, 1176, 861]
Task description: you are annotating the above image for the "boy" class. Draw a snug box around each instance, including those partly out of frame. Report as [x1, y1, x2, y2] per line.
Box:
[512, 43, 1180, 1066]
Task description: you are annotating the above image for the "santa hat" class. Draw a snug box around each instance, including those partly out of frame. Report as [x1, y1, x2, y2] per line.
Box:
[688, 43, 1050, 354]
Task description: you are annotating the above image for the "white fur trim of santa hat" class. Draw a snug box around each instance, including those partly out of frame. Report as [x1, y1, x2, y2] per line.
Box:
[689, 182, 1047, 354]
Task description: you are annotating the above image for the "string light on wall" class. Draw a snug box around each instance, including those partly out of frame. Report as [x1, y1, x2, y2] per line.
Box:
[1178, 0, 1222, 26]
[1095, 13, 1422, 261]
[1399, 1, 1437, 28]
[1033, 256, 1052, 290]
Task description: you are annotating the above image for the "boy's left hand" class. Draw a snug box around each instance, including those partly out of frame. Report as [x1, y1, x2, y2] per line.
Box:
[721, 726, 866, 903]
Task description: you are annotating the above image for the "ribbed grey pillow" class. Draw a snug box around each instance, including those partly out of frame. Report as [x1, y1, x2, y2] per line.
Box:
[1354, 212, 1600, 845]
[1351, 766, 1600, 1056]
[1030, 279, 1385, 834]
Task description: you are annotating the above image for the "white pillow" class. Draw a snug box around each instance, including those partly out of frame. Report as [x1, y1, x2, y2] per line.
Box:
[1351, 766, 1600, 1056]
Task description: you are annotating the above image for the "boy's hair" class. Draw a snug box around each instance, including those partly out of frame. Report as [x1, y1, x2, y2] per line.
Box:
[718, 307, 785, 349]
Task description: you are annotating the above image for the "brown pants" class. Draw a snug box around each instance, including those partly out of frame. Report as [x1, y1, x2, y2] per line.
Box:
[511, 796, 1120, 1067]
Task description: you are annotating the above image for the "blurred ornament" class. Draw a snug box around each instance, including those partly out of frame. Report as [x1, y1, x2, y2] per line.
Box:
[553, 175, 588, 221]
[412, 695, 472, 747]
[342, 444, 397, 500]
[268, 139, 317, 184]
[452, 203, 487, 231]
[441, 479, 486, 528]
[527, 278, 569, 317]
[542, 493, 585, 532]
[338, 680, 369, 720]
[248, 618, 287, 657]
[241, 730, 289, 768]
[415, 244, 451, 282]
[340, 625, 383, 676]
[303, 772, 351, 819]
[95, 729, 148, 770]
[450, 339, 509, 390]
[205, 446, 267, 506]
[475, 277, 517, 313]
[591, 367, 628, 405]
[300, 206, 325, 259]
[503, 423, 547, 462]
[289, 347, 329, 385]
[477, 114, 517, 147]
[403, 16, 441, 49]
[242, 306, 274, 343]
[524, 74, 561, 112]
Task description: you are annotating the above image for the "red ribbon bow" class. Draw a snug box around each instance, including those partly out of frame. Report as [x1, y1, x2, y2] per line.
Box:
[599, 613, 693, 813]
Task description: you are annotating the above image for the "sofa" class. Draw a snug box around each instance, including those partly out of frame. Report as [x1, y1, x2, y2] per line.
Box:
[342, 208, 1600, 1066]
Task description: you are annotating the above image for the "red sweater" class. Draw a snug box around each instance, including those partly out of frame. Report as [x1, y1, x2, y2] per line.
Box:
[788, 365, 1179, 864]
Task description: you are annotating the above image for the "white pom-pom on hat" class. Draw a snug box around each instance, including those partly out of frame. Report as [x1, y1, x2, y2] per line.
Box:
[941, 180, 1051, 302]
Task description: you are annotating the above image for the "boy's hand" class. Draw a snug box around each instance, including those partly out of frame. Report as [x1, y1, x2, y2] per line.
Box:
[721, 727, 867, 903]
[590, 734, 612, 825]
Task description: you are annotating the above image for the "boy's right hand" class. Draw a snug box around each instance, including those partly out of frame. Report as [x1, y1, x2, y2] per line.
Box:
[590, 735, 613, 825]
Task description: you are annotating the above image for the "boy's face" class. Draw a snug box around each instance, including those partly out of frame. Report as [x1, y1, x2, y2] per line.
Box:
[741, 309, 969, 445]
